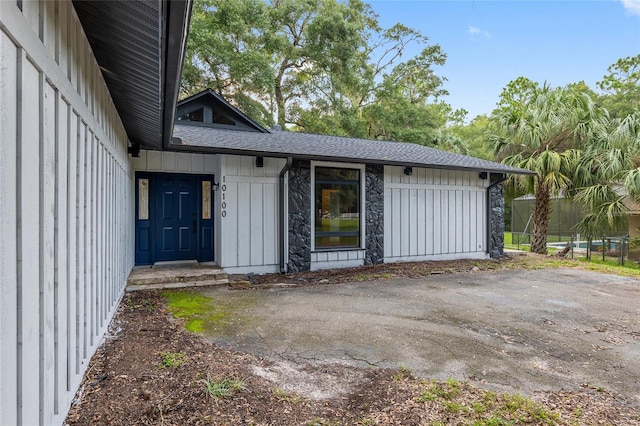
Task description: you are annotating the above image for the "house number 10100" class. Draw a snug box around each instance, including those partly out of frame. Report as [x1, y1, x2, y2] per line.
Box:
[220, 176, 227, 218]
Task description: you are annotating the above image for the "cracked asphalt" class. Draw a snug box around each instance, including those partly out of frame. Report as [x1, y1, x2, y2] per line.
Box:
[199, 268, 640, 404]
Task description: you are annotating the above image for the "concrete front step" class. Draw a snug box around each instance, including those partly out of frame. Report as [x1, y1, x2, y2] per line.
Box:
[126, 278, 229, 292]
[126, 265, 229, 292]
[128, 271, 228, 286]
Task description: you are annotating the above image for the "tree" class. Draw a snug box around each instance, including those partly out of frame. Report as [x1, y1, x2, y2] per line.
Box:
[447, 114, 493, 160]
[183, 0, 450, 140]
[571, 114, 640, 236]
[491, 82, 603, 254]
[596, 54, 640, 119]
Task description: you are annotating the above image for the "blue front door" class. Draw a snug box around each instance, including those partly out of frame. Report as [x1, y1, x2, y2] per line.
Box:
[135, 172, 214, 265]
[155, 175, 198, 261]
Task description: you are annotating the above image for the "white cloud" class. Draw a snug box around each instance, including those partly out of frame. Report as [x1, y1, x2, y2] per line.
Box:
[621, 0, 640, 15]
[468, 26, 491, 38]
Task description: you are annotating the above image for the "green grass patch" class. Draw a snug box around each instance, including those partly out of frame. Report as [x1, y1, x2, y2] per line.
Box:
[202, 376, 245, 399]
[158, 351, 187, 369]
[162, 291, 223, 333]
[416, 380, 560, 424]
[162, 290, 256, 335]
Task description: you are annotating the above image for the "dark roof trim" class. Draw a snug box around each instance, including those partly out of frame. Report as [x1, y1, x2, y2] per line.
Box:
[162, 0, 193, 149]
[177, 89, 269, 133]
[169, 139, 533, 175]
[73, 0, 192, 150]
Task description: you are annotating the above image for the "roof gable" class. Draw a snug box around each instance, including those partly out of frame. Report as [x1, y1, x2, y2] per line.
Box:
[176, 89, 268, 133]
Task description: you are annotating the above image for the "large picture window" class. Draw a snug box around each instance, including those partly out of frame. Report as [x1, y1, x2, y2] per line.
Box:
[314, 167, 361, 249]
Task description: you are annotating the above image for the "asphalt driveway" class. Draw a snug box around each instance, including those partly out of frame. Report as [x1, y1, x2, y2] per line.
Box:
[199, 268, 640, 404]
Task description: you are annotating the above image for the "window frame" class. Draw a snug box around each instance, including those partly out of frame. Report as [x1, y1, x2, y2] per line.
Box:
[310, 161, 366, 251]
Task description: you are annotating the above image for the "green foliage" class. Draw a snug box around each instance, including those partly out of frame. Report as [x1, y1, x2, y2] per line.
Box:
[416, 380, 560, 424]
[158, 352, 187, 369]
[184, 0, 454, 144]
[491, 81, 606, 253]
[597, 54, 640, 119]
[202, 376, 245, 399]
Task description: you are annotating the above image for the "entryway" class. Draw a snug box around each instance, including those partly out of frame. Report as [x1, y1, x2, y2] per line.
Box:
[135, 172, 214, 265]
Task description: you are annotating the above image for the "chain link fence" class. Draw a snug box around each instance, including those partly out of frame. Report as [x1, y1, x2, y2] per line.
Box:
[510, 232, 633, 265]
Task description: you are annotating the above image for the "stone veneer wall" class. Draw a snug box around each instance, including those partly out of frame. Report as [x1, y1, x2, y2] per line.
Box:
[288, 160, 312, 272]
[365, 164, 384, 264]
[489, 173, 506, 258]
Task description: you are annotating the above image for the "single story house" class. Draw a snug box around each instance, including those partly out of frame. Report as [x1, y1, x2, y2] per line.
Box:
[0, 0, 530, 424]
[132, 89, 530, 274]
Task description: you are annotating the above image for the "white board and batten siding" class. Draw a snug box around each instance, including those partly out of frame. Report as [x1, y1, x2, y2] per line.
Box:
[219, 155, 285, 274]
[311, 250, 365, 271]
[0, 1, 133, 424]
[132, 149, 218, 175]
[384, 166, 489, 262]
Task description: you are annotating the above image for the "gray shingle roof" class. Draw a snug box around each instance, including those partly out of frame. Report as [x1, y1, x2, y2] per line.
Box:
[172, 124, 534, 175]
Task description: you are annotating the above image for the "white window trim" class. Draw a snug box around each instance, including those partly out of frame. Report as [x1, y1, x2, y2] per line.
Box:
[310, 161, 366, 252]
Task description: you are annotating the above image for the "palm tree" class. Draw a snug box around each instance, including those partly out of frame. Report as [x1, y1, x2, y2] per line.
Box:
[572, 114, 640, 237]
[491, 84, 603, 254]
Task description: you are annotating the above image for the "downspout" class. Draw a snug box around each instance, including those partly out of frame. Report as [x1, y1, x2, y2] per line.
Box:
[486, 173, 508, 256]
[279, 157, 293, 273]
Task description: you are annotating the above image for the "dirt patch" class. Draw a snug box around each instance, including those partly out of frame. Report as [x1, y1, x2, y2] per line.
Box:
[230, 257, 517, 288]
[66, 289, 640, 425]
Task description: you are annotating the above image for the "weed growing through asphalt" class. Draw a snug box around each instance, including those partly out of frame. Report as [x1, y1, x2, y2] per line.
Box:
[158, 351, 187, 369]
[416, 379, 560, 424]
[203, 376, 245, 399]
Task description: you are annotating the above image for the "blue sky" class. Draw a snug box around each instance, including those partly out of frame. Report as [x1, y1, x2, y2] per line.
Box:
[369, 0, 640, 120]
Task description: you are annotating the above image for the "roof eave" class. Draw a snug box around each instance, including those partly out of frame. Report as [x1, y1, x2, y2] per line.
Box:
[162, 0, 193, 150]
[169, 139, 532, 175]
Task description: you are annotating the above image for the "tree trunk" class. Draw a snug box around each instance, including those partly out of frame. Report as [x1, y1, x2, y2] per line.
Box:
[275, 60, 288, 128]
[530, 181, 551, 254]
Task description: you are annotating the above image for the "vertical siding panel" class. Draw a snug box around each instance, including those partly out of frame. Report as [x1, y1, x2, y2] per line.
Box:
[417, 189, 425, 255]
[100, 145, 105, 326]
[409, 189, 418, 256]
[0, 30, 18, 426]
[75, 120, 85, 371]
[461, 191, 468, 252]
[22, 0, 39, 36]
[425, 189, 433, 255]
[95, 146, 101, 328]
[43, 0, 56, 53]
[263, 184, 276, 265]
[400, 189, 409, 256]
[441, 191, 449, 253]
[66, 112, 78, 383]
[19, 57, 41, 426]
[237, 182, 251, 266]
[223, 181, 238, 267]
[250, 184, 264, 266]
[41, 80, 57, 424]
[480, 192, 486, 252]
[392, 189, 401, 257]
[91, 133, 98, 340]
[83, 126, 91, 356]
[383, 187, 391, 258]
[58, 1, 68, 78]
[453, 191, 462, 252]
[469, 191, 477, 251]
[55, 95, 69, 413]
[432, 189, 441, 254]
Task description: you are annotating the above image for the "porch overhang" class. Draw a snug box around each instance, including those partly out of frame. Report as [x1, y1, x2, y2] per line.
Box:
[73, 0, 192, 151]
